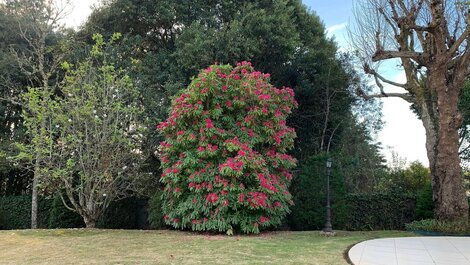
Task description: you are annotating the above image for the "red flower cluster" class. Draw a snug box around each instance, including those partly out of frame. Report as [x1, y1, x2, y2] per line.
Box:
[219, 158, 244, 172]
[205, 193, 219, 203]
[247, 191, 268, 208]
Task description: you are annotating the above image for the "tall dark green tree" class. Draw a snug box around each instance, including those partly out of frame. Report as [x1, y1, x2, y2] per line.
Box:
[79, 0, 385, 201]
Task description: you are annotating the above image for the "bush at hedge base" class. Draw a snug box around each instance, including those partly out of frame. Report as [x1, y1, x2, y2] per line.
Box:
[157, 62, 298, 234]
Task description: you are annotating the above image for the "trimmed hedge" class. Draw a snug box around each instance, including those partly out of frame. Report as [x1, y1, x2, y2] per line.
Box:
[0, 196, 50, 229]
[148, 190, 166, 229]
[97, 197, 149, 229]
[0, 195, 148, 230]
[346, 192, 416, 230]
[289, 154, 350, 230]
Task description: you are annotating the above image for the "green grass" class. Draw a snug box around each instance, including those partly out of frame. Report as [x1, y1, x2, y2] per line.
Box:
[0, 229, 412, 264]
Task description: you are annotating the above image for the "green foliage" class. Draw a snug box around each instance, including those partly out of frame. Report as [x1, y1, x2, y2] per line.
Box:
[157, 62, 297, 234]
[378, 161, 431, 193]
[346, 192, 416, 230]
[289, 153, 350, 230]
[148, 190, 166, 229]
[334, 120, 386, 193]
[14, 34, 146, 226]
[0, 195, 148, 230]
[81, 0, 384, 180]
[0, 196, 50, 229]
[414, 184, 434, 220]
[406, 219, 470, 235]
[48, 194, 84, 229]
[459, 81, 470, 164]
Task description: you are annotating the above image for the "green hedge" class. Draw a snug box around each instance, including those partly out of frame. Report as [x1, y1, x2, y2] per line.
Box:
[289, 154, 350, 230]
[97, 197, 149, 229]
[0, 195, 148, 230]
[0, 196, 51, 229]
[148, 190, 166, 229]
[288, 152, 421, 231]
[345, 192, 416, 230]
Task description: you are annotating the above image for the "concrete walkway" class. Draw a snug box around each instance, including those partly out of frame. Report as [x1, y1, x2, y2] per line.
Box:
[348, 237, 470, 265]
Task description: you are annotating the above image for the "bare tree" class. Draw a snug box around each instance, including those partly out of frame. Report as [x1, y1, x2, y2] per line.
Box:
[5, 0, 71, 228]
[350, 0, 470, 221]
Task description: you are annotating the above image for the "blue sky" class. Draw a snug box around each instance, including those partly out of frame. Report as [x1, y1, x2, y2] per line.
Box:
[303, 0, 353, 27]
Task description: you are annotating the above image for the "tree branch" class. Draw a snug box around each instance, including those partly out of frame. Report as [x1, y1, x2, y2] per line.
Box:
[372, 49, 426, 63]
[356, 85, 414, 103]
[364, 63, 407, 88]
[361, 91, 414, 102]
[448, 12, 470, 56]
[0, 96, 24, 108]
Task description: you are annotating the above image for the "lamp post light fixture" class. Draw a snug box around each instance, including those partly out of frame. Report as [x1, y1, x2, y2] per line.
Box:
[321, 157, 336, 236]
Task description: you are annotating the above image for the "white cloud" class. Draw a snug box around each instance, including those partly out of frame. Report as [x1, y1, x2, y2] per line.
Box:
[62, 0, 97, 29]
[377, 71, 428, 166]
[326, 22, 347, 37]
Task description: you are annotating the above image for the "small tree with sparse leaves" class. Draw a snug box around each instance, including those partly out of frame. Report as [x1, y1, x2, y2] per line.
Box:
[15, 33, 145, 228]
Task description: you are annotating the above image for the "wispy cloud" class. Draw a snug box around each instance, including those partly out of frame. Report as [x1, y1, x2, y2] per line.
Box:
[326, 22, 347, 36]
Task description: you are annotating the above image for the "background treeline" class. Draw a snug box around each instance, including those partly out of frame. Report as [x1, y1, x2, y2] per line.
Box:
[0, 0, 466, 230]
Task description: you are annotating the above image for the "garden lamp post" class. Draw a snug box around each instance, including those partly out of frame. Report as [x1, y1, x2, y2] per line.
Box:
[321, 157, 335, 236]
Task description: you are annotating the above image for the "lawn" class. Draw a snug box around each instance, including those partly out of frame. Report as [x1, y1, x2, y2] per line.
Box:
[0, 229, 412, 264]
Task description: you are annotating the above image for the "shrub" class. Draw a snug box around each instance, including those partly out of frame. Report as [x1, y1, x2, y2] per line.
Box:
[157, 62, 298, 234]
[148, 190, 166, 229]
[288, 154, 350, 230]
[346, 191, 416, 230]
[0, 195, 148, 230]
[0, 196, 50, 229]
[406, 219, 470, 235]
[414, 184, 434, 220]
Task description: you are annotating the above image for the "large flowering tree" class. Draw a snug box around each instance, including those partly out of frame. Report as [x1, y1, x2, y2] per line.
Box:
[157, 62, 297, 234]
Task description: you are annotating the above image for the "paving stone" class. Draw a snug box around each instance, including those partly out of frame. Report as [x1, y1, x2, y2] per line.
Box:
[348, 237, 470, 265]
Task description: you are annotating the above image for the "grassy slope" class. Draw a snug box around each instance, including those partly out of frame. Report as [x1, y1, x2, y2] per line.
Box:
[0, 230, 412, 264]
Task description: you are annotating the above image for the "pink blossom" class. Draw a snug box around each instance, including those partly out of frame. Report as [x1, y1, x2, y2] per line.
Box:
[260, 216, 269, 224]
[206, 118, 214, 129]
[238, 193, 245, 203]
[206, 193, 219, 203]
[258, 94, 271, 101]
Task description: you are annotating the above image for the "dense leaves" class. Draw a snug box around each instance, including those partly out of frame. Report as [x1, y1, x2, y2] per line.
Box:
[289, 154, 350, 230]
[346, 192, 416, 230]
[157, 62, 297, 234]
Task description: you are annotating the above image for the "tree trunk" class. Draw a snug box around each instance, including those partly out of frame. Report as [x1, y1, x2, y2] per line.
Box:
[420, 78, 469, 221]
[31, 159, 40, 229]
[83, 215, 96, 228]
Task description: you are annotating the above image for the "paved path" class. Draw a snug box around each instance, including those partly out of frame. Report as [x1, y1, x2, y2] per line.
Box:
[348, 237, 470, 265]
